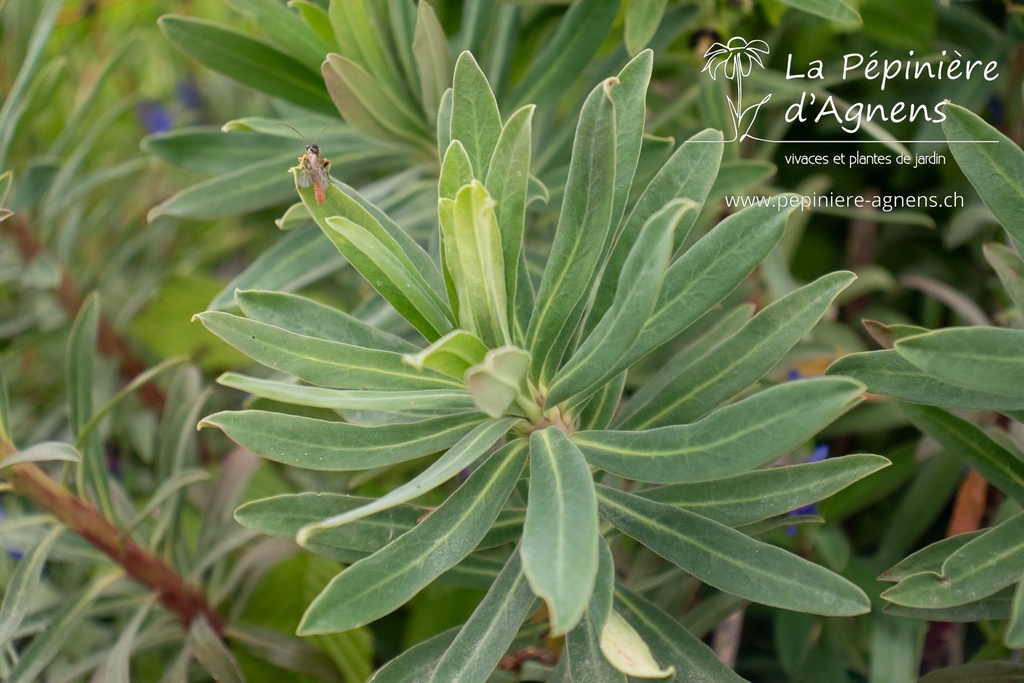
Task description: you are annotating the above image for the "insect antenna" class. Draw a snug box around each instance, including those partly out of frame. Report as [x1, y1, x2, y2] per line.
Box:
[274, 120, 336, 144]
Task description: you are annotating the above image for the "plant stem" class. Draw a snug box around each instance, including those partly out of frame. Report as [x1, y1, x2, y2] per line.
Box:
[0, 444, 223, 634]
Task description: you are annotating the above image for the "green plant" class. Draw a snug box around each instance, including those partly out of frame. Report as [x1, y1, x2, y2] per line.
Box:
[828, 104, 1024, 678]
[198, 49, 890, 680]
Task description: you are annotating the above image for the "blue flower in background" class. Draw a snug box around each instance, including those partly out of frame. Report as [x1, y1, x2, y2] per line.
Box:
[137, 100, 173, 134]
[786, 444, 829, 535]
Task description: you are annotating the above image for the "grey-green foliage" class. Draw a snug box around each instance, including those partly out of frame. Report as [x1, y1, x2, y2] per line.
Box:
[203, 48, 886, 681]
[829, 104, 1024, 649]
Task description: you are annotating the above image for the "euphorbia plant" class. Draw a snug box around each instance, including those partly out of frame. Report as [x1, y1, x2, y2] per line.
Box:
[199, 50, 888, 680]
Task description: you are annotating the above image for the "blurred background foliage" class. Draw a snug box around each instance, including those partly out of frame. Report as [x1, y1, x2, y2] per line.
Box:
[0, 0, 1022, 680]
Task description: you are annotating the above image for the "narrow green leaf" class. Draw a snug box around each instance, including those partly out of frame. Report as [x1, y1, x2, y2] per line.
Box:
[1006, 580, 1024, 648]
[607, 50, 653, 234]
[879, 532, 986, 584]
[526, 78, 616, 383]
[369, 629, 459, 683]
[328, 0, 401, 87]
[295, 169, 448, 309]
[322, 54, 431, 150]
[777, 0, 860, 22]
[437, 87, 453, 159]
[0, 525, 62, 646]
[103, 596, 157, 683]
[509, 0, 620, 109]
[0, 0, 63, 168]
[224, 0, 331, 72]
[413, 0, 451, 122]
[5, 572, 121, 683]
[895, 327, 1024, 399]
[148, 153, 297, 221]
[450, 52, 502, 179]
[160, 15, 333, 114]
[577, 372, 626, 432]
[573, 377, 864, 484]
[882, 514, 1024, 608]
[439, 140, 474, 199]
[615, 303, 754, 425]
[918, 662, 1024, 683]
[625, 0, 668, 54]
[884, 587, 1013, 622]
[325, 214, 455, 340]
[209, 228, 345, 311]
[484, 104, 534, 314]
[443, 181, 511, 346]
[624, 271, 855, 429]
[218, 373, 474, 412]
[296, 417, 519, 541]
[642, 454, 890, 526]
[597, 487, 870, 616]
[121, 469, 210, 538]
[559, 537, 623, 682]
[827, 349, 1024, 411]
[404, 330, 489, 378]
[599, 199, 793, 386]
[984, 243, 1024, 315]
[429, 550, 538, 682]
[298, 440, 528, 634]
[614, 588, 745, 683]
[943, 103, 1024, 244]
[897, 402, 1024, 504]
[235, 289, 414, 353]
[0, 361, 11, 445]
[587, 129, 723, 334]
[861, 319, 930, 350]
[67, 294, 113, 519]
[201, 410, 485, 471]
[465, 347, 531, 418]
[190, 615, 245, 683]
[0, 442, 80, 469]
[522, 428, 599, 635]
[195, 312, 458, 390]
[546, 201, 684, 407]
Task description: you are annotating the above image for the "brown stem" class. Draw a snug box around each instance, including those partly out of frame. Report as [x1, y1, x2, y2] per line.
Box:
[1, 449, 222, 634]
[4, 215, 166, 413]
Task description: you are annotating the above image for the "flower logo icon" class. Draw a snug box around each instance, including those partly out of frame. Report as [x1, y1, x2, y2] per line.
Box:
[702, 37, 772, 141]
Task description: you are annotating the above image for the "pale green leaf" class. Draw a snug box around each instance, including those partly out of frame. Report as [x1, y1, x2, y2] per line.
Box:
[298, 440, 528, 634]
[607, 50, 653, 232]
[450, 51, 502, 179]
[625, 0, 668, 55]
[103, 596, 157, 683]
[522, 428, 599, 635]
[403, 330, 489, 378]
[509, 0, 620, 109]
[296, 417, 520, 542]
[597, 487, 870, 616]
[546, 200, 685, 407]
[879, 532, 986, 584]
[600, 611, 674, 679]
[439, 140, 474, 200]
[465, 346, 531, 418]
[67, 294, 112, 519]
[484, 104, 534, 314]
[235, 289, 414, 353]
[895, 327, 1024, 399]
[577, 372, 626, 431]
[121, 469, 210, 538]
[558, 536, 622, 682]
[218, 373, 474, 412]
[1006, 580, 1024, 648]
[328, 0, 401, 88]
[201, 410, 486, 471]
[614, 588, 745, 683]
[882, 514, 1024, 609]
[413, 0, 452, 122]
[224, 0, 331, 72]
[209, 228, 344, 311]
[0, 442, 80, 470]
[917, 662, 1024, 683]
[943, 103, 1024, 244]
[195, 311, 458, 390]
[5, 573, 121, 683]
[526, 78, 616, 383]
[827, 349, 1024, 411]
[897, 402, 1024, 504]
[0, 525, 62, 647]
[623, 271, 855, 429]
[190, 615, 246, 683]
[369, 629, 459, 683]
[573, 377, 863, 484]
[984, 243, 1024, 315]
[429, 550, 538, 682]
[643, 454, 890, 526]
[160, 15, 333, 114]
